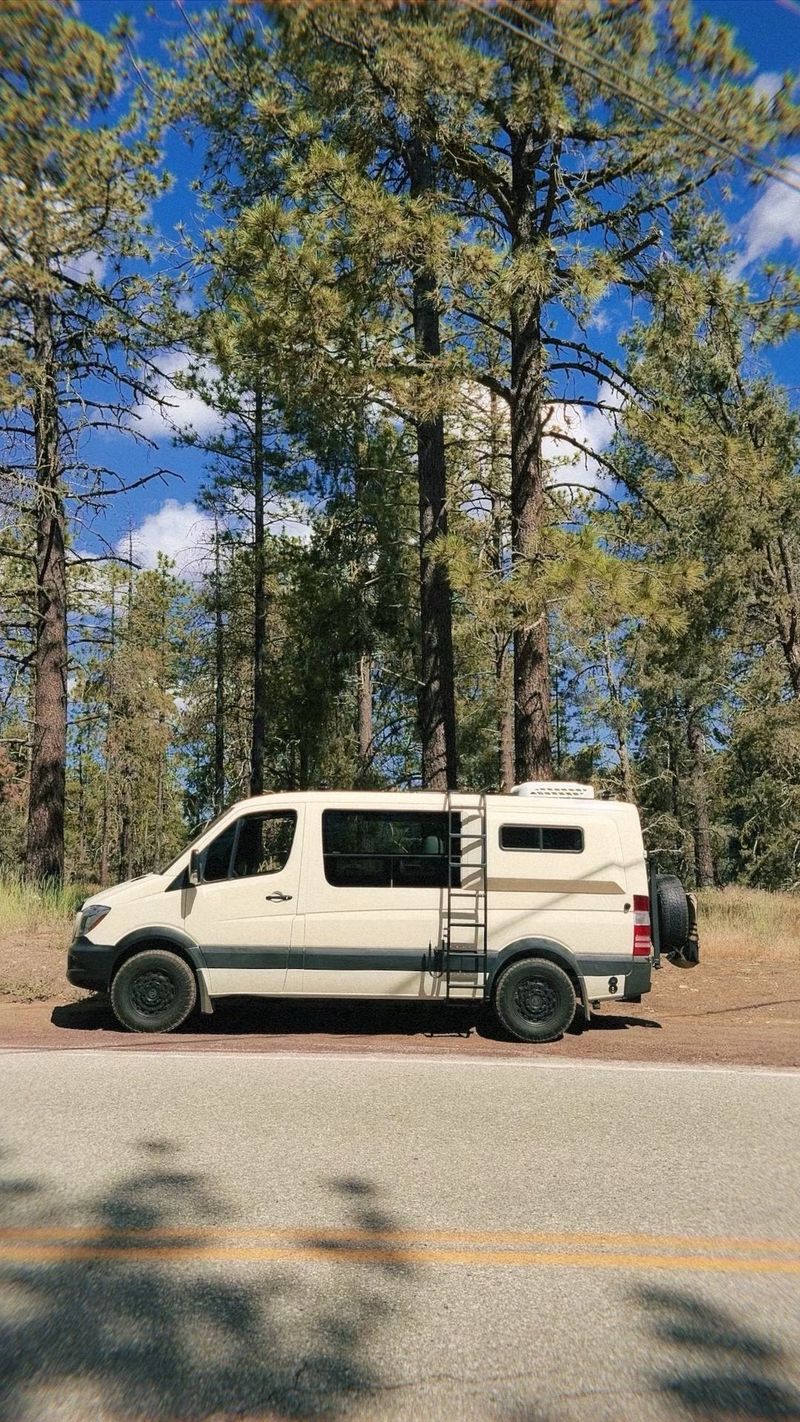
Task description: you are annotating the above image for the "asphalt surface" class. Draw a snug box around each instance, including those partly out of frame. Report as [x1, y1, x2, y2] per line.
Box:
[1, 1049, 799, 1421]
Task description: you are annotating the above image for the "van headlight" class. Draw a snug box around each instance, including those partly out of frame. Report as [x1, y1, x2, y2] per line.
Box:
[79, 905, 111, 936]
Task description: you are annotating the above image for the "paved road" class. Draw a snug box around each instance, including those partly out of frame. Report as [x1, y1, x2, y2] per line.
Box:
[1, 1050, 799, 1421]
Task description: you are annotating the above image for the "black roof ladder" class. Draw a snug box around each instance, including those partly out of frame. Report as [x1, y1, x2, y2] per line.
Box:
[443, 793, 489, 1001]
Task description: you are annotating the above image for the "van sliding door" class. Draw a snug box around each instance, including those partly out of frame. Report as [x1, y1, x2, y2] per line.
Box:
[301, 806, 450, 998]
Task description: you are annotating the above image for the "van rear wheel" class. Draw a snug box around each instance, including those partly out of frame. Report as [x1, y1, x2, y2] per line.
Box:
[111, 949, 197, 1034]
[494, 958, 576, 1043]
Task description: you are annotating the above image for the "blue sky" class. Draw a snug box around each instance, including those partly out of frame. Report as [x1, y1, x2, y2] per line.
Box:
[75, 0, 800, 576]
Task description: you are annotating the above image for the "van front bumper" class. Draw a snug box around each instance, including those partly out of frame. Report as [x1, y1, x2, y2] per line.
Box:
[67, 937, 116, 992]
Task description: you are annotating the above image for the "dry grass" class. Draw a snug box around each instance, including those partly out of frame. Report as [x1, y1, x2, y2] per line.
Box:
[0, 876, 89, 936]
[0, 877, 93, 1001]
[697, 886, 800, 964]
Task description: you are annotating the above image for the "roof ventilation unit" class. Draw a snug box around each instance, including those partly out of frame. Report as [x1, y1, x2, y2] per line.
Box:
[510, 782, 595, 799]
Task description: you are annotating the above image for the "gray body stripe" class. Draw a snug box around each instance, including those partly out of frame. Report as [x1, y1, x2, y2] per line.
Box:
[201, 947, 640, 976]
[574, 955, 641, 976]
[202, 948, 288, 970]
[202, 948, 430, 973]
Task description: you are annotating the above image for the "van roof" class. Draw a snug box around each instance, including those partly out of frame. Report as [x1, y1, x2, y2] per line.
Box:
[225, 788, 633, 816]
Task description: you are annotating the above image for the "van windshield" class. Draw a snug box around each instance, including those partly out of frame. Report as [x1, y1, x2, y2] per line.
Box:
[158, 810, 229, 877]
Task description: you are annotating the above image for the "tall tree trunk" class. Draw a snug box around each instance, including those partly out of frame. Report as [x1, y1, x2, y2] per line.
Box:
[213, 516, 225, 813]
[687, 712, 715, 888]
[250, 382, 267, 797]
[767, 534, 800, 698]
[99, 588, 115, 888]
[356, 652, 373, 781]
[489, 398, 514, 790]
[496, 642, 515, 791]
[408, 134, 457, 791]
[509, 136, 552, 784]
[119, 790, 133, 884]
[603, 632, 636, 803]
[26, 287, 67, 883]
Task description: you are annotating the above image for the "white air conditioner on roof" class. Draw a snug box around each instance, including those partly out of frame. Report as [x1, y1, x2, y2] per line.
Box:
[511, 782, 595, 799]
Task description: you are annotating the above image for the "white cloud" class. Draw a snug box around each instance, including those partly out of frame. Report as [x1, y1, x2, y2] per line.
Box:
[56, 249, 106, 285]
[449, 376, 628, 501]
[119, 499, 215, 578]
[127, 351, 224, 441]
[753, 71, 784, 101]
[266, 503, 313, 543]
[120, 496, 313, 581]
[586, 305, 610, 333]
[542, 381, 625, 482]
[731, 156, 800, 274]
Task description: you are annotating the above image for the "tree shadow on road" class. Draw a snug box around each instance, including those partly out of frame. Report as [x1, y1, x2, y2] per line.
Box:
[0, 1141, 414, 1420]
[636, 1284, 800, 1419]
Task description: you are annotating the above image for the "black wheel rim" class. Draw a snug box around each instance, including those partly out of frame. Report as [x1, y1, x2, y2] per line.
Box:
[129, 969, 177, 1018]
[513, 977, 559, 1024]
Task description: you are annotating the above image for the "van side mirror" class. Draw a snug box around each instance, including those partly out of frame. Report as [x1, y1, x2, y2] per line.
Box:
[188, 849, 201, 887]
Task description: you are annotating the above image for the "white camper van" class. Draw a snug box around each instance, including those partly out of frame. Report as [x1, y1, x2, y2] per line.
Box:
[67, 784, 698, 1041]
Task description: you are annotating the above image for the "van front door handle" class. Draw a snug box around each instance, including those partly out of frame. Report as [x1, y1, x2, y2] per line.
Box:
[265, 892, 292, 902]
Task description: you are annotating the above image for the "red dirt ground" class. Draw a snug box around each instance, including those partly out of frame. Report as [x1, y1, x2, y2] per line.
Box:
[0, 960, 797, 1066]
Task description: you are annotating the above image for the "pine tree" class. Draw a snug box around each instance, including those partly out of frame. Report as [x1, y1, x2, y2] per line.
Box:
[0, 0, 175, 881]
[163, 2, 462, 787]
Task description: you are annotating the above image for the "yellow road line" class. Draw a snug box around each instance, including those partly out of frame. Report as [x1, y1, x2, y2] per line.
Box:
[0, 1224, 798, 1257]
[1, 1241, 799, 1275]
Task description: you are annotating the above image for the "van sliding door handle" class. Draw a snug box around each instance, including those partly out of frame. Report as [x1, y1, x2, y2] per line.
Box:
[265, 891, 292, 902]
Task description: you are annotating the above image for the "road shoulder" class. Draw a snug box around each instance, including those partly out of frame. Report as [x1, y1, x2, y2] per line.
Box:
[0, 959, 798, 1067]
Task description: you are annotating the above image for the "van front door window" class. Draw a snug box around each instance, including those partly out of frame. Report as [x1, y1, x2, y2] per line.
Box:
[199, 812, 297, 883]
[231, 812, 296, 878]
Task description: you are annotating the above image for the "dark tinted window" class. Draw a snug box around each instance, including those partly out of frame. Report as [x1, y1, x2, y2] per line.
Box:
[201, 822, 237, 882]
[500, 824, 583, 853]
[200, 812, 297, 882]
[231, 812, 297, 878]
[322, 810, 458, 888]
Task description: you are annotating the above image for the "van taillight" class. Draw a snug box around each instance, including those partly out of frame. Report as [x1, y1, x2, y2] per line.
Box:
[633, 894, 651, 957]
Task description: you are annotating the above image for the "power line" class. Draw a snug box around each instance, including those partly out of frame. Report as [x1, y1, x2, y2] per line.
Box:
[497, 0, 795, 164]
[473, 0, 800, 195]
[459, 0, 800, 199]
[496, 0, 788, 161]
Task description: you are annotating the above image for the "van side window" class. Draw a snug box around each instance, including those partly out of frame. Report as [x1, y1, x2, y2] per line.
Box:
[200, 812, 297, 882]
[231, 812, 297, 878]
[201, 822, 237, 882]
[500, 824, 584, 853]
[322, 810, 458, 888]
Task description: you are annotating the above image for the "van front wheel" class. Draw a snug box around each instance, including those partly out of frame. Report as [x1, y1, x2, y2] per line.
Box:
[111, 950, 197, 1034]
[494, 958, 576, 1043]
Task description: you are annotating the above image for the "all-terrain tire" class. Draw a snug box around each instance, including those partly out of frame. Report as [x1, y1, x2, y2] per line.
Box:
[655, 874, 690, 952]
[493, 958, 576, 1044]
[110, 949, 197, 1034]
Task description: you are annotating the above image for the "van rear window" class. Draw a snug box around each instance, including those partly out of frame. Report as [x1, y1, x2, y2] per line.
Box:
[500, 824, 583, 853]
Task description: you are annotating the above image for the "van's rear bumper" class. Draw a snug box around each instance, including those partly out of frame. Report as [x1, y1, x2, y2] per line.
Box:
[622, 958, 652, 1001]
[67, 937, 116, 992]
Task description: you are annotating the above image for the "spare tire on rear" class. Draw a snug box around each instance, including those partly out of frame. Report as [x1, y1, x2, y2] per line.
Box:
[655, 874, 690, 951]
